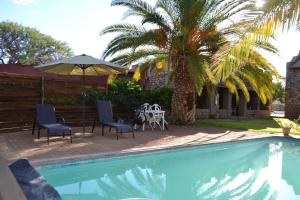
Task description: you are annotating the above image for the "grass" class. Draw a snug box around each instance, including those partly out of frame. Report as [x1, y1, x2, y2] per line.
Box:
[195, 118, 300, 135]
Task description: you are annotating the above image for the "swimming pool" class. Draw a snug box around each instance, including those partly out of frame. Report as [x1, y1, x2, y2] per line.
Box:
[38, 137, 300, 200]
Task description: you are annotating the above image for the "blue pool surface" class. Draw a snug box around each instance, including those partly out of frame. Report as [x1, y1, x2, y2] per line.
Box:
[37, 137, 300, 200]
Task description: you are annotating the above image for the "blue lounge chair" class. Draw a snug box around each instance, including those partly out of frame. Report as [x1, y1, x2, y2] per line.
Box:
[92, 100, 134, 139]
[9, 159, 62, 200]
[33, 104, 72, 144]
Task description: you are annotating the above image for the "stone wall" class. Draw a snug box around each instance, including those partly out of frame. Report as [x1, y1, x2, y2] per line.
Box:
[144, 71, 170, 89]
[196, 108, 270, 120]
[246, 110, 270, 118]
[272, 100, 285, 111]
[285, 67, 300, 119]
[195, 109, 210, 119]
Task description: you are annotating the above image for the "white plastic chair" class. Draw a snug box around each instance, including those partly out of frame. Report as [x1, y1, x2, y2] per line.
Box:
[149, 104, 164, 130]
[139, 103, 153, 131]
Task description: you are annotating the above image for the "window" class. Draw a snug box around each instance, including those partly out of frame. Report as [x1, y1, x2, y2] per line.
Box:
[218, 88, 227, 109]
[196, 87, 209, 109]
[247, 91, 258, 110]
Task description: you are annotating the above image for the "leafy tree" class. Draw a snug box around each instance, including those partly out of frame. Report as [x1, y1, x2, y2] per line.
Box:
[0, 21, 73, 65]
[101, 0, 278, 124]
[272, 80, 285, 103]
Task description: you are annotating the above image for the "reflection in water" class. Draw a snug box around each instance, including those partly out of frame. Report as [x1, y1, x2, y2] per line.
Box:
[38, 139, 300, 200]
[282, 142, 300, 196]
[96, 167, 166, 200]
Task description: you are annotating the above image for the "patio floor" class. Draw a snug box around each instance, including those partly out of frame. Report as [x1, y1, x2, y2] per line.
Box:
[0, 125, 276, 166]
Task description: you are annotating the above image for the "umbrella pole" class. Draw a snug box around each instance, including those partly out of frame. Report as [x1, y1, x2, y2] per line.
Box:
[82, 68, 86, 133]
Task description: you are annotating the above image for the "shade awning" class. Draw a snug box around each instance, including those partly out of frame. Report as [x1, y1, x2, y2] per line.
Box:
[35, 54, 127, 75]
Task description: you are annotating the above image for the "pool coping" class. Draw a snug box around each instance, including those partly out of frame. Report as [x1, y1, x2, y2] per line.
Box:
[31, 133, 300, 167]
[0, 156, 27, 200]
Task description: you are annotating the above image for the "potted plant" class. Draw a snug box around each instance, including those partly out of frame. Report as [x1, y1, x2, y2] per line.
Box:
[282, 126, 293, 135]
[276, 119, 294, 136]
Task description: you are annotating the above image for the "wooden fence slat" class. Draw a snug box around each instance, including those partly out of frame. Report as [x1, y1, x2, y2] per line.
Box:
[0, 73, 106, 133]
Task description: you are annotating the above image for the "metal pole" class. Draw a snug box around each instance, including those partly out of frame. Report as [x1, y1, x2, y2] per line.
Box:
[82, 67, 86, 133]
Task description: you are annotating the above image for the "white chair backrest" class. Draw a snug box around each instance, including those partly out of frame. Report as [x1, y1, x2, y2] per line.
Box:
[141, 103, 150, 111]
[151, 104, 161, 111]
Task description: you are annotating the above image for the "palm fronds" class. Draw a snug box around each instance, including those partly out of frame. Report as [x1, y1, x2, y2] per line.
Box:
[258, 0, 300, 31]
[101, 0, 280, 116]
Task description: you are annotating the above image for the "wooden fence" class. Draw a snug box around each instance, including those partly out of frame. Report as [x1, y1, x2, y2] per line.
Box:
[0, 73, 106, 133]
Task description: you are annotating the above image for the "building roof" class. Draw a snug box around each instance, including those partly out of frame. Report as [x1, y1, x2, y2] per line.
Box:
[128, 64, 138, 73]
[0, 64, 108, 85]
[287, 51, 300, 68]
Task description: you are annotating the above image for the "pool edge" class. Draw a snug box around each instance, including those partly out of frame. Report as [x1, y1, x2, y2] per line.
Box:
[31, 134, 300, 167]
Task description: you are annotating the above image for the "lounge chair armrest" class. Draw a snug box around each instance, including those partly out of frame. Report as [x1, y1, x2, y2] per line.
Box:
[56, 114, 66, 124]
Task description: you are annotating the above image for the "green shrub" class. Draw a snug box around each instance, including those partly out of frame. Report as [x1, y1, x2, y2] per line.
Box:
[86, 79, 173, 112]
[86, 90, 112, 104]
[44, 80, 173, 112]
[142, 86, 173, 110]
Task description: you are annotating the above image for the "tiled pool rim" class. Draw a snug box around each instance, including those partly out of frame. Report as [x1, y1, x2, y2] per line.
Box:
[32, 135, 300, 167]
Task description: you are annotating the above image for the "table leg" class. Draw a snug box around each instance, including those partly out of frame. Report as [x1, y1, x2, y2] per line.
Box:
[162, 112, 165, 131]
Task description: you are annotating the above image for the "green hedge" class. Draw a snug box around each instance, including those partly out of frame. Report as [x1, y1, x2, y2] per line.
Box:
[87, 79, 173, 113]
[44, 80, 173, 117]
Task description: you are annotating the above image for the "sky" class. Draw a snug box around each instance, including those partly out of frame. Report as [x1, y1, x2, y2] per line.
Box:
[0, 0, 299, 77]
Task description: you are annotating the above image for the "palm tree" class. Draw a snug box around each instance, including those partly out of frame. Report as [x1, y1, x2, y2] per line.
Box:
[212, 20, 279, 104]
[258, 0, 300, 31]
[101, 0, 278, 124]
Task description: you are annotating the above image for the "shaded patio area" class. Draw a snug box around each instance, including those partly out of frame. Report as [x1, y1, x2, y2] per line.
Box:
[0, 125, 276, 166]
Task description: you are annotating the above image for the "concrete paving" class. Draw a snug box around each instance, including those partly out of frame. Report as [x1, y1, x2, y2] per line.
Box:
[0, 125, 282, 166]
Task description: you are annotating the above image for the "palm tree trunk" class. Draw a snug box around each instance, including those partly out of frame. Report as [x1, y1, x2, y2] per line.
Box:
[171, 57, 196, 124]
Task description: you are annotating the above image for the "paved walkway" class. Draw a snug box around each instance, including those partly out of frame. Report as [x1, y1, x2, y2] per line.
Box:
[0, 125, 277, 165]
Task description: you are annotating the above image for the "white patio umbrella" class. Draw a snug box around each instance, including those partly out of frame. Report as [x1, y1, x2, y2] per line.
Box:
[36, 54, 126, 134]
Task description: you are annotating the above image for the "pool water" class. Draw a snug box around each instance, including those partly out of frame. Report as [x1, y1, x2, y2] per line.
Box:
[38, 137, 300, 200]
